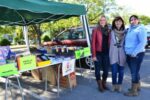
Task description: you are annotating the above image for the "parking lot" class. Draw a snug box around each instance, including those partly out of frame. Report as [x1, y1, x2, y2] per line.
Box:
[0, 48, 150, 100]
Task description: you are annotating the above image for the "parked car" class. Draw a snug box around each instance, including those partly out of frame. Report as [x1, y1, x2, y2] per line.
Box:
[145, 25, 150, 48]
[147, 31, 150, 46]
[43, 26, 95, 47]
[43, 26, 95, 69]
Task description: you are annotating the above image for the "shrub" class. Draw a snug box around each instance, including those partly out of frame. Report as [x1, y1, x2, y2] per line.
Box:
[0, 39, 11, 46]
[43, 35, 51, 42]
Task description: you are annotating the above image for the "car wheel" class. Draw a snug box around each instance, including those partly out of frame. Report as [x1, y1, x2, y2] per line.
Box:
[85, 56, 94, 69]
[76, 57, 94, 69]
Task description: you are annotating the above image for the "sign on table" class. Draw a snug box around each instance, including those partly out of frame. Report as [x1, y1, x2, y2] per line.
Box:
[0, 63, 18, 77]
[62, 59, 75, 76]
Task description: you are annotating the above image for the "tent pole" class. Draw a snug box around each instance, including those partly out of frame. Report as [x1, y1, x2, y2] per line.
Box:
[23, 26, 30, 54]
[14, 10, 30, 54]
[81, 15, 91, 47]
[81, 15, 94, 80]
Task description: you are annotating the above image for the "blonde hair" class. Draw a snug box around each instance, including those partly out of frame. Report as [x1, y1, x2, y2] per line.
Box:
[98, 15, 108, 26]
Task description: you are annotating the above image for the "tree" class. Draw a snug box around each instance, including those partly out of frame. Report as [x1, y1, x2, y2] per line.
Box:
[0, 39, 11, 46]
[51, 0, 121, 24]
[139, 15, 150, 25]
[43, 35, 51, 42]
[0, 26, 16, 35]
[40, 17, 80, 40]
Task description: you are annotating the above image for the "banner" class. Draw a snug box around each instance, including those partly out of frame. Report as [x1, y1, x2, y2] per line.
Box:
[0, 63, 18, 77]
[62, 59, 75, 76]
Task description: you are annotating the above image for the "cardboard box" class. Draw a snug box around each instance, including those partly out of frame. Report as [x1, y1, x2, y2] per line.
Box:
[31, 69, 42, 80]
[60, 72, 77, 88]
[55, 66, 77, 88]
[41, 66, 57, 85]
[41, 64, 77, 88]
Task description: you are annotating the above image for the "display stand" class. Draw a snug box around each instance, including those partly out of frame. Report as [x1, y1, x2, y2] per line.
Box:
[18, 56, 62, 97]
[44, 63, 73, 97]
[79, 59, 83, 76]
[75, 47, 93, 79]
[57, 64, 61, 97]
[5, 75, 24, 100]
[0, 63, 24, 100]
[44, 64, 61, 97]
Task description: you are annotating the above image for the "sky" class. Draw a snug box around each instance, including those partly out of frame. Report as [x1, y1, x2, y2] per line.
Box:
[115, 0, 150, 16]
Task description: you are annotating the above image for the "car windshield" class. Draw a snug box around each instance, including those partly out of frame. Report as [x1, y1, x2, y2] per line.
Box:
[57, 28, 86, 40]
[56, 26, 94, 41]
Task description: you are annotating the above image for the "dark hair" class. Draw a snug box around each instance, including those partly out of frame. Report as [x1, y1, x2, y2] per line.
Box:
[129, 15, 139, 22]
[112, 16, 125, 30]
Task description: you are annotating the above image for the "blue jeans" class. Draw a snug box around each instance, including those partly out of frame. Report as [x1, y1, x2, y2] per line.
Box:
[111, 63, 124, 85]
[94, 52, 110, 81]
[126, 52, 145, 83]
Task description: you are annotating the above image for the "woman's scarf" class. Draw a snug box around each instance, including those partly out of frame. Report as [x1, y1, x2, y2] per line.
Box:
[99, 25, 109, 36]
[114, 29, 125, 43]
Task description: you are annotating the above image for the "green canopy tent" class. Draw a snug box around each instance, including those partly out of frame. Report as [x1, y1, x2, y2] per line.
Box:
[0, 0, 90, 53]
[0, 0, 86, 25]
[0, 1, 91, 98]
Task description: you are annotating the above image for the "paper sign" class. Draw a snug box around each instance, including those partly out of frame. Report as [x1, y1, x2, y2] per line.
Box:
[62, 59, 75, 76]
[80, 49, 84, 57]
[0, 63, 18, 77]
[75, 50, 81, 59]
[75, 49, 84, 59]
[18, 55, 36, 71]
[84, 47, 91, 57]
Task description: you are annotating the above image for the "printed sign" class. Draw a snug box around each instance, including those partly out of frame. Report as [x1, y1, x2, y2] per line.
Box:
[0, 63, 18, 77]
[84, 47, 91, 57]
[62, 59, 75, 76]
[18, 55, 36, 71]
[75, 49, 84, 59]
[75, 50, 81, 59]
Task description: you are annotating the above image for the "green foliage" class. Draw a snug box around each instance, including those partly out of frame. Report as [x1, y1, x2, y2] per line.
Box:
[0, 26, 15, 35]
[13, 37, 20, 45]
[41, 34, 50, 43]
[51, 0, 119, 24]
[41, 17, 80, 39]
[139, 15, 150, 25]
[0, 39, 11, 46]
[43, 35, 51, 42]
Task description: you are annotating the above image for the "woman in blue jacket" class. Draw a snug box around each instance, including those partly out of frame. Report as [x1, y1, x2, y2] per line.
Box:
[124, 15, 147, 96]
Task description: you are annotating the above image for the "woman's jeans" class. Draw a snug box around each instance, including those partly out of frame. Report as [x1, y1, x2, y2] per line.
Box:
[111, 63, 124, 85]
[126, 52, 145, 83]
[94, 52, 110, 81]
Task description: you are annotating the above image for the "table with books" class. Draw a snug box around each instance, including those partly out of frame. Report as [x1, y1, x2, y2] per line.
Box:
[0, 46, 91, 99]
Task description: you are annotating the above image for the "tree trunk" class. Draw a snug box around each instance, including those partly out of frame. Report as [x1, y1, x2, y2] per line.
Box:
[32, 24, 42, 45]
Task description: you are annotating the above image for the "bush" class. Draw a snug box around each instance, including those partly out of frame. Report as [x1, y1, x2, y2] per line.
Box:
[43, 35, 51, 42]
[14, 37, 19, 44]
[0, 39, 11, 46]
